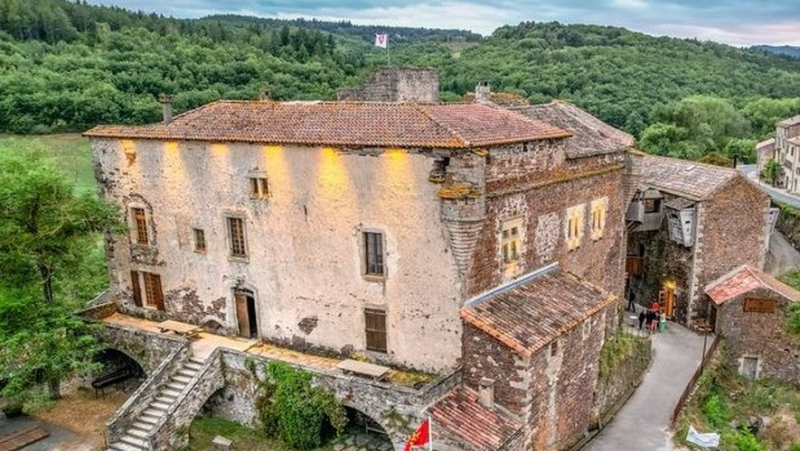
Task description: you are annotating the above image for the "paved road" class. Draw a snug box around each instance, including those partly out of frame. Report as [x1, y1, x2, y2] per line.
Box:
[738, 164, 800, 208]
[766, 230, 800, 276]
[583, 321, 706, 451]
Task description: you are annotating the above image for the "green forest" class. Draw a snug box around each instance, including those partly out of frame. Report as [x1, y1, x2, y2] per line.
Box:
[3, 0, 800, 161]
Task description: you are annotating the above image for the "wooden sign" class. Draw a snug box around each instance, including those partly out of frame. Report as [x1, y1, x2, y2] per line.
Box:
[743, 298, 776, 313]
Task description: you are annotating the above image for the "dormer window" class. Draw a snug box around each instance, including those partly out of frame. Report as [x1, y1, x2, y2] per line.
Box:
[644, 198, 661, 214]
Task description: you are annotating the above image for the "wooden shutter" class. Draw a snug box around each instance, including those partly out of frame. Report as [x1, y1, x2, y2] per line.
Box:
[131, 270, 142, 307]
[152, 274, 165, 311]
[365, 308, 387, 353]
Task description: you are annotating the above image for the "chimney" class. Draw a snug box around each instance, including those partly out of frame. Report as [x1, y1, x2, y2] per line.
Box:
[478, 377, 495, 409]
[159, 94, 173, 124]
[475, 80, 491, 103]
[259, 89, 270, 101]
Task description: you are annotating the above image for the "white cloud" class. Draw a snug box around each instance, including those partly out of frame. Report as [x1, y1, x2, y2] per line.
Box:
[612, 0, 648, 10]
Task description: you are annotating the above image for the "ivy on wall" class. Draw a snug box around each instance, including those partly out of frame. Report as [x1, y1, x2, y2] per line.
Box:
[246, 359, 347, 450]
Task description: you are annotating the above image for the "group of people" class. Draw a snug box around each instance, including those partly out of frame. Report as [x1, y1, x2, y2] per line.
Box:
[638, 300, 666, 334]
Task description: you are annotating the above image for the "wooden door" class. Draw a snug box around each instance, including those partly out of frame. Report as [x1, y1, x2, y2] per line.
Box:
[660, 288, 675, 319]
[235, 293, 250, 338]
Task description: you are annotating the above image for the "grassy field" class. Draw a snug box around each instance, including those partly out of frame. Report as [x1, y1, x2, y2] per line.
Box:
[0, 133, 96, 195]
[186, 416, 289, 451]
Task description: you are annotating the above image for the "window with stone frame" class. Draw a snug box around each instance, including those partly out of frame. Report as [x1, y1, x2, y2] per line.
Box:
[364, 308, 387, 353]
[249, 176, 269, 199]
[226, 217, 247, 258]
[193, 228, 206, 253]
[549, 339, 559, 358]
[131, 207, 148, 245]
[363, 231, 385, 278]
[590, 197, 608, 241]
[565, 204, 585, 251]
[500, 218, 523, 271]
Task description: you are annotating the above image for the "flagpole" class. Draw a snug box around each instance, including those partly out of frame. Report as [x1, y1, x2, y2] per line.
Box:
[428, 415, 433, 451]
[387, 36, 391, 67]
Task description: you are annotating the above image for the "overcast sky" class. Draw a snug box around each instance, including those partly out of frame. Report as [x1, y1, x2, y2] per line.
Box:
[88, 0, 800, 46]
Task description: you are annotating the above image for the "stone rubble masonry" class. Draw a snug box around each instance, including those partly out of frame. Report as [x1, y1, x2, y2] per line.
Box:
[336, 67, 439, 103]
[628, 175, 769, 327]
[460, 306, 615, 451]
[594, 335, 652, 423]
[715, 287, 800, 384]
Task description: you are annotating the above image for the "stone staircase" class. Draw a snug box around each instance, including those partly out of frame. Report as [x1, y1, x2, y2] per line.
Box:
[107, 356, 206, 451]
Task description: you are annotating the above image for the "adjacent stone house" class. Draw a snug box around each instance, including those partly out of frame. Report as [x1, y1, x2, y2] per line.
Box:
[705, 265, 800, 383]
[756, 115, 800, 192]
[625, 154, 771, 327]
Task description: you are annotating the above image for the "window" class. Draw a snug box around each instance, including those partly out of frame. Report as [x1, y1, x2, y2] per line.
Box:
[364, 232, 385, 277]
[549, 340, 558, 358]
[500, 218, 523, 270]
[565, 204, 585, 251]
[364, 308, 387, 353]
[590, 197, 608, 241]
[250, 177, 269, 198]
[193, 228, 206, 253]
[227, 217, 247, 258]
[644, 198, 661, 214]
[582, 319, 592, 340]
[130, 270, 164, 311]
[132, 207, 148, 245]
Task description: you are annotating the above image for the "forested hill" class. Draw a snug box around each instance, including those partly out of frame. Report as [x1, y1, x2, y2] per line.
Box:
[752, 45, 800, 59]
[3, 0, 800, 162]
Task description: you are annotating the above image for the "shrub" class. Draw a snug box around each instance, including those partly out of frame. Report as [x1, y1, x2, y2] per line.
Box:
[247, 360, 347, 450]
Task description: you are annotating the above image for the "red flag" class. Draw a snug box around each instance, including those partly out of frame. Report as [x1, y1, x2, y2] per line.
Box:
[404, 418, 430, 451]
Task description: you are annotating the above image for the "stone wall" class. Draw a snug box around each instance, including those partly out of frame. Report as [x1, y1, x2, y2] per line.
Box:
[92, 138, 463, 372]
[524, 308, 607, 450]
[595, 335, 652, 422]
[467, 142, 626, 299]
[692, 176, 771, 322]
[95, 323, 187, 373]
[715, 288, 800, 384]
[206, 350, 452, 445]
[336, 67, 439, 102]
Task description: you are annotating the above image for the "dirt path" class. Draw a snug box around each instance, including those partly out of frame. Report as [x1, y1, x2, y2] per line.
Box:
[33, 388, 128, 450]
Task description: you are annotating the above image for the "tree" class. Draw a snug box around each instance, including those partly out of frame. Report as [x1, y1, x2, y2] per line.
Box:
[0, 149, 125, 400]
[761, 159, 781, 186]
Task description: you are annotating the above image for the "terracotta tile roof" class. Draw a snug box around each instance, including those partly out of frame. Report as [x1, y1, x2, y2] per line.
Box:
[756, 138, 775, 151]
[778, 115, 800, 127]
[428, 387, 522, 450]
[460, 264, 616, 357]
[705, 265, 800, 305]
[512, 101, 634, 158]
[632, 153, 739, 201]
[789, 136, 800, 146]
[84, 101, 570, 149]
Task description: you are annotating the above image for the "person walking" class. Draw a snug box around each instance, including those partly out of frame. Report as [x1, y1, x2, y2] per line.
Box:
[627, 291, 637, 312]
[651, 300, 660, 313]
[649, 310, 658, 334]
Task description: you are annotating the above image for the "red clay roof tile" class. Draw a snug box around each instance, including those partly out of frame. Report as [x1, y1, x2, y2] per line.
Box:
[428, 387, 522, 450]
[460, 265, 616, 357]
[705, 265, 800, 305]
[84, 101, 570, 149]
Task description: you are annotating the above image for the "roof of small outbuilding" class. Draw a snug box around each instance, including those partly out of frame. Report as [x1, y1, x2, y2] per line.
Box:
[512, 101, 634, 158]
[460, 263, 616, 357]
[756, 138, 775, 151]
[632, 153, 740, 201]
[428, 387, 522, 450]
[705, 265, 800, 306]
[84, 100, 571, 149]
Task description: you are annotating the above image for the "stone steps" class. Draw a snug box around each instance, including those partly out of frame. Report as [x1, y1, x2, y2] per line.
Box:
[108, 356, 205, 451]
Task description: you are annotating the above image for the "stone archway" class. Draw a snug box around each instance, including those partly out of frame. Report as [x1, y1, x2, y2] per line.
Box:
[335, 406, 395, 451]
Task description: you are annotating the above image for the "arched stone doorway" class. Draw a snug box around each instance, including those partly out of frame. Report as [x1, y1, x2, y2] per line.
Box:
[333, 406, 395, 451]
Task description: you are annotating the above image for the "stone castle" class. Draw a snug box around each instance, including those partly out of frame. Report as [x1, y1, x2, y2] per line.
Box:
[82, 68, 770, 450]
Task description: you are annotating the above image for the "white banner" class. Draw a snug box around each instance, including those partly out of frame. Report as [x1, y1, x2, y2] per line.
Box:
[375, 33, 388, 48]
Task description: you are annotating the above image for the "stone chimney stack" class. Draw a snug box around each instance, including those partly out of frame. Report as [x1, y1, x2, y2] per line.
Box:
[475, 81, 491, 103]
[478, 377, 495, 409]
[259, 89, 270, 101]
[159, 94, 173, 124]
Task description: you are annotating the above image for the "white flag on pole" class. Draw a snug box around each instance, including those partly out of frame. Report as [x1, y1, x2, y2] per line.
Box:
[375, 33, 388, 48]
